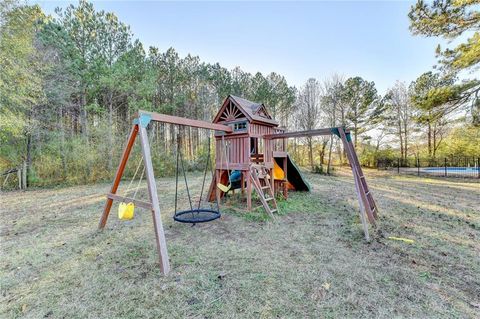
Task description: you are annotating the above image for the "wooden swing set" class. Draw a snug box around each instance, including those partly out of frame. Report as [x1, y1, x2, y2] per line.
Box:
[99, 96, 379, 275]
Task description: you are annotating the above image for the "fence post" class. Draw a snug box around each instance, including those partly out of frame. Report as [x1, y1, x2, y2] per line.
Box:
[478, 157, 480, 179]
[22, 161, 27, 189]
[397, 158, 400, 174]
[17, 168, 22, 189]
[444, 157, 447, 177]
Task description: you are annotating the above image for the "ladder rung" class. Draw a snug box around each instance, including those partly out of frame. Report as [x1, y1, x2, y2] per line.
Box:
[270, 209, 277, 213]
[261, 186, 270, 190]
[265, 197, 274, 201]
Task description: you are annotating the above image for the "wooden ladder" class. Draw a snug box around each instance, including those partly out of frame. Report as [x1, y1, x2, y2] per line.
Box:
[338, 127, 378, 240]
[250, 164, 277, 219]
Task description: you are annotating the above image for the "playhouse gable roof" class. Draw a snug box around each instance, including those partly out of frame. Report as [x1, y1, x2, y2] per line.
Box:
[213, 95, 278, 126]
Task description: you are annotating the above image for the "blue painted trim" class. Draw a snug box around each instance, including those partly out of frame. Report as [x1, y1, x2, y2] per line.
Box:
[345, 132, 352, 142]
[133, 114, 152, 128]
[330, 127, 340, 137]
[330, 127, 351, 142]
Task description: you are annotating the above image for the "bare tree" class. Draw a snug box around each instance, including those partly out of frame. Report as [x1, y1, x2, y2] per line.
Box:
[381, 81, 413, 161]
[321, 74, 345, 172]
[296, 78, 322, 170]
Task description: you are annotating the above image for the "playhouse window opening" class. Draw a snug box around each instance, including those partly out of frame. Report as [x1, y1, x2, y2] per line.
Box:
[250, 137, 257, 154]
[250, 137, 264, 155]
[233, 121, 247, 132]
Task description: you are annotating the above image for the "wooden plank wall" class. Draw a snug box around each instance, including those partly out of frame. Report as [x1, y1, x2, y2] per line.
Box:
[214, 124, 284, 170]
[249, 124, 276, 165]
[271, 128, 286, 153]
[215, 136, 249, 170]
[249, 123, 275, 136]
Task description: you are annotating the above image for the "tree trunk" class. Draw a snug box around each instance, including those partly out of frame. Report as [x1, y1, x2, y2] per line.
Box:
[25, 109, 33, 188]
[308, 137, 314, 171]
[326, 136, 333, 174]
[398, 115, 403, 161]
[22, 160, 27, 189]
[293, 139, 297, 159]
[320, 140, 328, 165]
[25, 136, 31, 188]
[404, 124, 408, 162]
[354, 121, 358, 148]
[107, 90, 114, 171]
[59, 106, 67, 179]
[80, 88, 88, 139]
[427, 121, 432, 157]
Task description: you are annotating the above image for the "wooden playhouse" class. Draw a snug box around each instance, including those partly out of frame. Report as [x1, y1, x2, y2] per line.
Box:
[208, 95, 310, 214]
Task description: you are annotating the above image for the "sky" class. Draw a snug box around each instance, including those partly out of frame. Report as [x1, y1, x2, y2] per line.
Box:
[32, 0, 444, 95]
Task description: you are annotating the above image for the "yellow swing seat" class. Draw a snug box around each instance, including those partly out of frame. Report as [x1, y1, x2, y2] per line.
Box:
[118, 202, 135, 220]
[217, 183, 231, 193]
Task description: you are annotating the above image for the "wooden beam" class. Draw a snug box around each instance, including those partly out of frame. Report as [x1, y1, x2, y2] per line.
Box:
[338, 127, 375, 239]
[99, 124, 138, 229]
[106, 193, 152, 210]
[138, 110, 232, 133]
[139, 125, 170, 275]
[272, 151, 287, 158]
[264, 127, 350, 140]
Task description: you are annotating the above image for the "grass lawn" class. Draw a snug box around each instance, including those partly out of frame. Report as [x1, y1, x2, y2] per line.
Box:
[1, 169, 479, 318]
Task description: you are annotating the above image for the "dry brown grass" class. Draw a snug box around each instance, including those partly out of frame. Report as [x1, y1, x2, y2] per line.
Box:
[1, 169, 479, 318]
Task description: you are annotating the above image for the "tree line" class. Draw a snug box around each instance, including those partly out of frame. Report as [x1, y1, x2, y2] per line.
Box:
[1, 0, 478, 188]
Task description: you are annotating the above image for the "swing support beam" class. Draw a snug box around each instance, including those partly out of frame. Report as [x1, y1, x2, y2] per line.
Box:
[99, 111, 232, 275]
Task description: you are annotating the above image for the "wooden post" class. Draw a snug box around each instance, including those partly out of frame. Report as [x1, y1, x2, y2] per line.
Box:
[99, 124, 138, 229]
[352, 170, 370, 241]
[283, 157, 288, 199]
[478, 157, 480, 179]
[270, 168, 275, 195]
[338, 127, 375, 225]
[139, 125, 170, 275]
[246, 170, 252, 211]
[22, 161, 27, 189]
[241, 171, 245, 194]
[444, 157, 447, 177]
[17, 168, 21, 189]
[216, 169, 221, 204]
[417, 157, 420, 176]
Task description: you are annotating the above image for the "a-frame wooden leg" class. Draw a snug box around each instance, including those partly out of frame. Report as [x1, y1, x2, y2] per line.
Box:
[99, 124, 139, 229]
[338, 128, 375, 239]
[352, 170, 370, 241]
[139, 125, 170, 275]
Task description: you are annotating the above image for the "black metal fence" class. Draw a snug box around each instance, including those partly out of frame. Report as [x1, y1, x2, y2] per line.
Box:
[377, 156, 480, 179]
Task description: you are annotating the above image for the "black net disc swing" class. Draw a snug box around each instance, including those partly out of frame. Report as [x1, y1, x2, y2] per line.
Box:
[173, 131, 221, 224]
